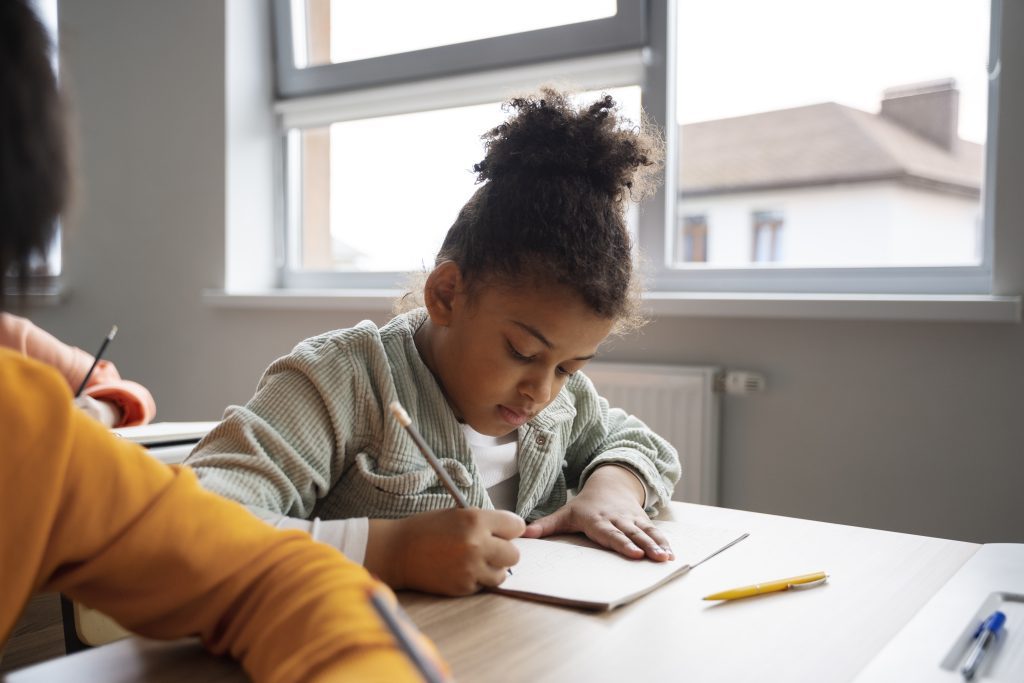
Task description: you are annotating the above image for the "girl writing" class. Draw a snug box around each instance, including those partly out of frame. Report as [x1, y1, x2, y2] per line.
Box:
[186, 87, 681, 596]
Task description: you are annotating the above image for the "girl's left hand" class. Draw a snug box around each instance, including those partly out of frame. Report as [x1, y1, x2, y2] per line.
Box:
[520, 465, 674, 562]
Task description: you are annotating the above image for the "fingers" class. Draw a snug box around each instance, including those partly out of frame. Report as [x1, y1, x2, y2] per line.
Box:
[477, 537, 520, 588]
[480, 513, 522, 584]
[627, 521, 674, 561]
[485, 509, 527, 539]
[588, 519, 674, 562]
[591, 521, 646, 559]
[440, 529, 519, 592]
[485, 533, 520, 569]
[521, 509, 569, 539]
[452, 510, 523, 589]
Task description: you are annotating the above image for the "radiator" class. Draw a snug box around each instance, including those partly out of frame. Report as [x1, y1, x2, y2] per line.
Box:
[583, 363, 722, 505]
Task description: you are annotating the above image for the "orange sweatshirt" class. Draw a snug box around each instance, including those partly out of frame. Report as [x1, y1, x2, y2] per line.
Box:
[0, 349, 448, 682]
[0, 313, 156, 426]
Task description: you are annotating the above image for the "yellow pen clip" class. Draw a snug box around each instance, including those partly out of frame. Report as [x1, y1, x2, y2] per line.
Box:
[702, 571, 828, 601]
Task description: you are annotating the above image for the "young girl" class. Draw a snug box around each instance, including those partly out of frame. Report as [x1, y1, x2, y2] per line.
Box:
[186, 88, 681, 596]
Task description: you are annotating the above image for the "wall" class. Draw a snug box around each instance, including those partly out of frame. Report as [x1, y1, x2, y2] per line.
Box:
[682, 182, 979, 266]
[32, 0, 1024, 545]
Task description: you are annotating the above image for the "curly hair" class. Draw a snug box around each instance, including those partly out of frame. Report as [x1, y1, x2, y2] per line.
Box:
[429, 86, 663, 334]
[0, 0, 68, 311]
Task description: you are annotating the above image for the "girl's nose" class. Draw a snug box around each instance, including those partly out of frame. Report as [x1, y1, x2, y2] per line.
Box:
[519, 371, 553, 405]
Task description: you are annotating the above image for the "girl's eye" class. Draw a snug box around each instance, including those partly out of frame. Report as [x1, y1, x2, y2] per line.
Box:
[507, 341, 534, 362]
[556, 366, 575, 378]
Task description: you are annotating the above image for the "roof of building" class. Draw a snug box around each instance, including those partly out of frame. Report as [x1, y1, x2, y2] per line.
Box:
[678, 102, 984, 197]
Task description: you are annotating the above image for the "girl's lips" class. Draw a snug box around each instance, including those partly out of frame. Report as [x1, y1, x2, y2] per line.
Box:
[498, 405, 530, 426]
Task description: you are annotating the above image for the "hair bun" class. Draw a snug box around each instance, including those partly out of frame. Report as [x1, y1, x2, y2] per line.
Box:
[474, 87, 662, 200]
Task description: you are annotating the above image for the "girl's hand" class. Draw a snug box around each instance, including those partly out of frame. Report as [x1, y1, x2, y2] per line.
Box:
[365, 508, 525, 596]
[521, 465, 674, 562]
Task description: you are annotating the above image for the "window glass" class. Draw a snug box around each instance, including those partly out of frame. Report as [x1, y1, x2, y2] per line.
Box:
[674, 0, 989, 269]
[291, 0, 617, 68]
[285, 86, 641, 273]
[751, 211, 784, 263]
[676, 215, 708, 263]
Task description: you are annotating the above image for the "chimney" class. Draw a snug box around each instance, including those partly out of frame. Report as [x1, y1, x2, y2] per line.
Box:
[879, 78, 959, 151]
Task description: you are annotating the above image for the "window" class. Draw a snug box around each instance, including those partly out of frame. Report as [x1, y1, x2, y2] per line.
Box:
[751, 211, 784, 263]
[676, 215, 708, 263]
[664, 0, 994, 293]
[273, 0, 645, 289]
[289, 0, 617, 67]
[270, 0, 1004, 296]
[285, 90, 640, 275]
[4, 0, 61, 291]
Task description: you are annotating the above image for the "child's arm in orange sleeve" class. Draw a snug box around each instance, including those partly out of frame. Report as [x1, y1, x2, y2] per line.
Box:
[4, 359, 446, 683]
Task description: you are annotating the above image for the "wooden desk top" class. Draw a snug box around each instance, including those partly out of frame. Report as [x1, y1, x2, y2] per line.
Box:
[401, 502, 979, 682]
[1, 502, 980, 682]
[0, 639, 244, 683]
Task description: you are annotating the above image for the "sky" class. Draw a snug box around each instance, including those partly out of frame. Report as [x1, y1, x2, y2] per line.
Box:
[675, 0, 990, 143]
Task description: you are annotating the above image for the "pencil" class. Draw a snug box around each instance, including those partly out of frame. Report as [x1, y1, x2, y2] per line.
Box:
[389, 401, 469, 507]
[388, 401, 512, 575]
[367, 588, 447, 683]
[75, 325, 117, 397]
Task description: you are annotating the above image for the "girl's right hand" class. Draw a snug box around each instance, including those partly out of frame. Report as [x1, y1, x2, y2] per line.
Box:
[365, 508, 524, 596]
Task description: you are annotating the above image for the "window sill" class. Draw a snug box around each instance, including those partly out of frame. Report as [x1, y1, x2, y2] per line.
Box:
[3, 279, 68, 306]
[203, 289, 1021, 323]
[642, 292, 1021, 323]
[203, 288, 403, 312]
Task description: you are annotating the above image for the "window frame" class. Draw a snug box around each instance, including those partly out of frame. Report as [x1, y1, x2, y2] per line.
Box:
[272, 0, 645, 99]
[3, 0, 63, 297]
[269, 0, 1006, 298]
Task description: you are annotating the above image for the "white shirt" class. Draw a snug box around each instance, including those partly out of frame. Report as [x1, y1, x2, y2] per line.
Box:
[460, 423, 519, 511]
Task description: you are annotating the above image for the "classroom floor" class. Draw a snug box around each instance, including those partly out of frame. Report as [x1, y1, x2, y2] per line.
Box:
[0, 593, 65, 673]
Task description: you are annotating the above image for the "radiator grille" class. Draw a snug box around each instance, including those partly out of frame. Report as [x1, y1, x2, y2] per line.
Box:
[583, 363, 721, 505]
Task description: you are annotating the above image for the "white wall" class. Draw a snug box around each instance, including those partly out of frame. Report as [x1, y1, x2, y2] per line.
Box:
[681, 181, 980, 266]
[32, 0, 1024, 545]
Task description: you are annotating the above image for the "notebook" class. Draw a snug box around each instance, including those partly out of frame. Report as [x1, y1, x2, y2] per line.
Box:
[112, 421, 219, 446]
[493, 520, 748, 611]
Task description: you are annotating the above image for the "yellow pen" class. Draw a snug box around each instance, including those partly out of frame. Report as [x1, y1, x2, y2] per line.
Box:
[702, 571, 828, 601]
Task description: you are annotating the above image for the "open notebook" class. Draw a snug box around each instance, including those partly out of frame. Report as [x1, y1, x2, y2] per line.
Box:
[493, 521, 748, 611]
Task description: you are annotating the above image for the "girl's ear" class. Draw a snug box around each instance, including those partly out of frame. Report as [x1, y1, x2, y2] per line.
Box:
[423, 261, 462, 326]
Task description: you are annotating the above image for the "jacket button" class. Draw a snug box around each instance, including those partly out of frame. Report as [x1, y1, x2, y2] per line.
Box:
[535, 435, 547, 446]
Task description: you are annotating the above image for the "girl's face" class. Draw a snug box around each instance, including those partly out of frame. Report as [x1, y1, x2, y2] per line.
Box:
[418, 270, 615, 437]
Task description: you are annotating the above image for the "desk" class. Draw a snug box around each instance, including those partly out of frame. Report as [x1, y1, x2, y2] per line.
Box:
[403, 502, 979, 682]
[2, 502, 1000, 682]
[0, 639, 243, 683]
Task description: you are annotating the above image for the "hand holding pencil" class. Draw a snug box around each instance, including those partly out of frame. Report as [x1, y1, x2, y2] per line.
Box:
[371, 401, 523, 594]
[72, 324, 125, 427]
[75, 324, 117, 397]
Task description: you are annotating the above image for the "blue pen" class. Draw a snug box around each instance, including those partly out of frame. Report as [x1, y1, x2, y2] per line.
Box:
[961, 610, 1006, 681]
